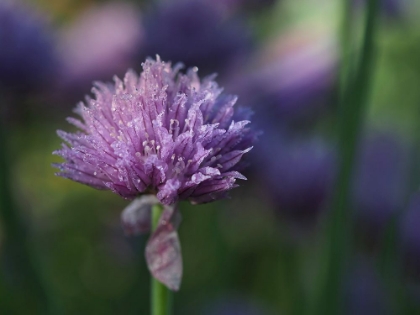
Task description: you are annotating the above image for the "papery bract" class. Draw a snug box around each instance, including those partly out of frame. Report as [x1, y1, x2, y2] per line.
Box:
[145, 204, 182, 291]
[121, 195, 158, 235]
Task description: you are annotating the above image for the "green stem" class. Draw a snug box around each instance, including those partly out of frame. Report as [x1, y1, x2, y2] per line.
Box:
[318, 0, 380, 314]
[338, 0, 354, 97]
[150, 204, 172, 315]
[283, 245, 304, 315]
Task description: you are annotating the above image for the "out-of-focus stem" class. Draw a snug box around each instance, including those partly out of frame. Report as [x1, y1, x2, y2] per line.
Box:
[338, 0, 354, 97]
[0, 109, 51, 314]
[283, 245, 304, 315]
[318, 0, 380, 314]
[150, 204, 172, 315]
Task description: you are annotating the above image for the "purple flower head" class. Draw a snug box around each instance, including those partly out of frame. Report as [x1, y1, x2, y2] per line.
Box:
[0, 0, 57, 94]
[141, 0, 253, 76]
[351, 132, 409, 242]
[53, 57, 255, 290]
[54, 57, 254, 205]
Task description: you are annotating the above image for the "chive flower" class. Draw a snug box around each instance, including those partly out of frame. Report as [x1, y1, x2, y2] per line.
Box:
[53, 57, 255, 290]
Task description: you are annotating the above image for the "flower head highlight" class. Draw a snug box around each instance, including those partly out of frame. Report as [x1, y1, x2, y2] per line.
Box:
[54, 57, 254, 206]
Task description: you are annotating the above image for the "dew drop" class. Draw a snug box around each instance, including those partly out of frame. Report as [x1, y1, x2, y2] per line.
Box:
[121, 93, 133, 100]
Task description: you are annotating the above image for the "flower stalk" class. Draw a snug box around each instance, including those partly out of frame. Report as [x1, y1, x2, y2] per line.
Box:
[151, 203, 172, 315]
[338, 0, 354, 97]
[317, 0, 380, 314]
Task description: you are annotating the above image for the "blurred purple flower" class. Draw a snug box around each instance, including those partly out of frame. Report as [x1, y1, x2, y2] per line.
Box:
[352, 132, 409, 241]
[400, 192, 420, 280]
[0, 0, 57, 94]
[228, 27, 337, 124]
[58, 2, 143, 94]
[54, 57, 255, 290]
[141, 0, 253, 76]
[255, 132, 336, 229]
[345, 259, 390, 315]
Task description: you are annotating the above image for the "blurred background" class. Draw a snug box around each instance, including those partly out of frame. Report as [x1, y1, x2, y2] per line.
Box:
[1, 0, 420, 314]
